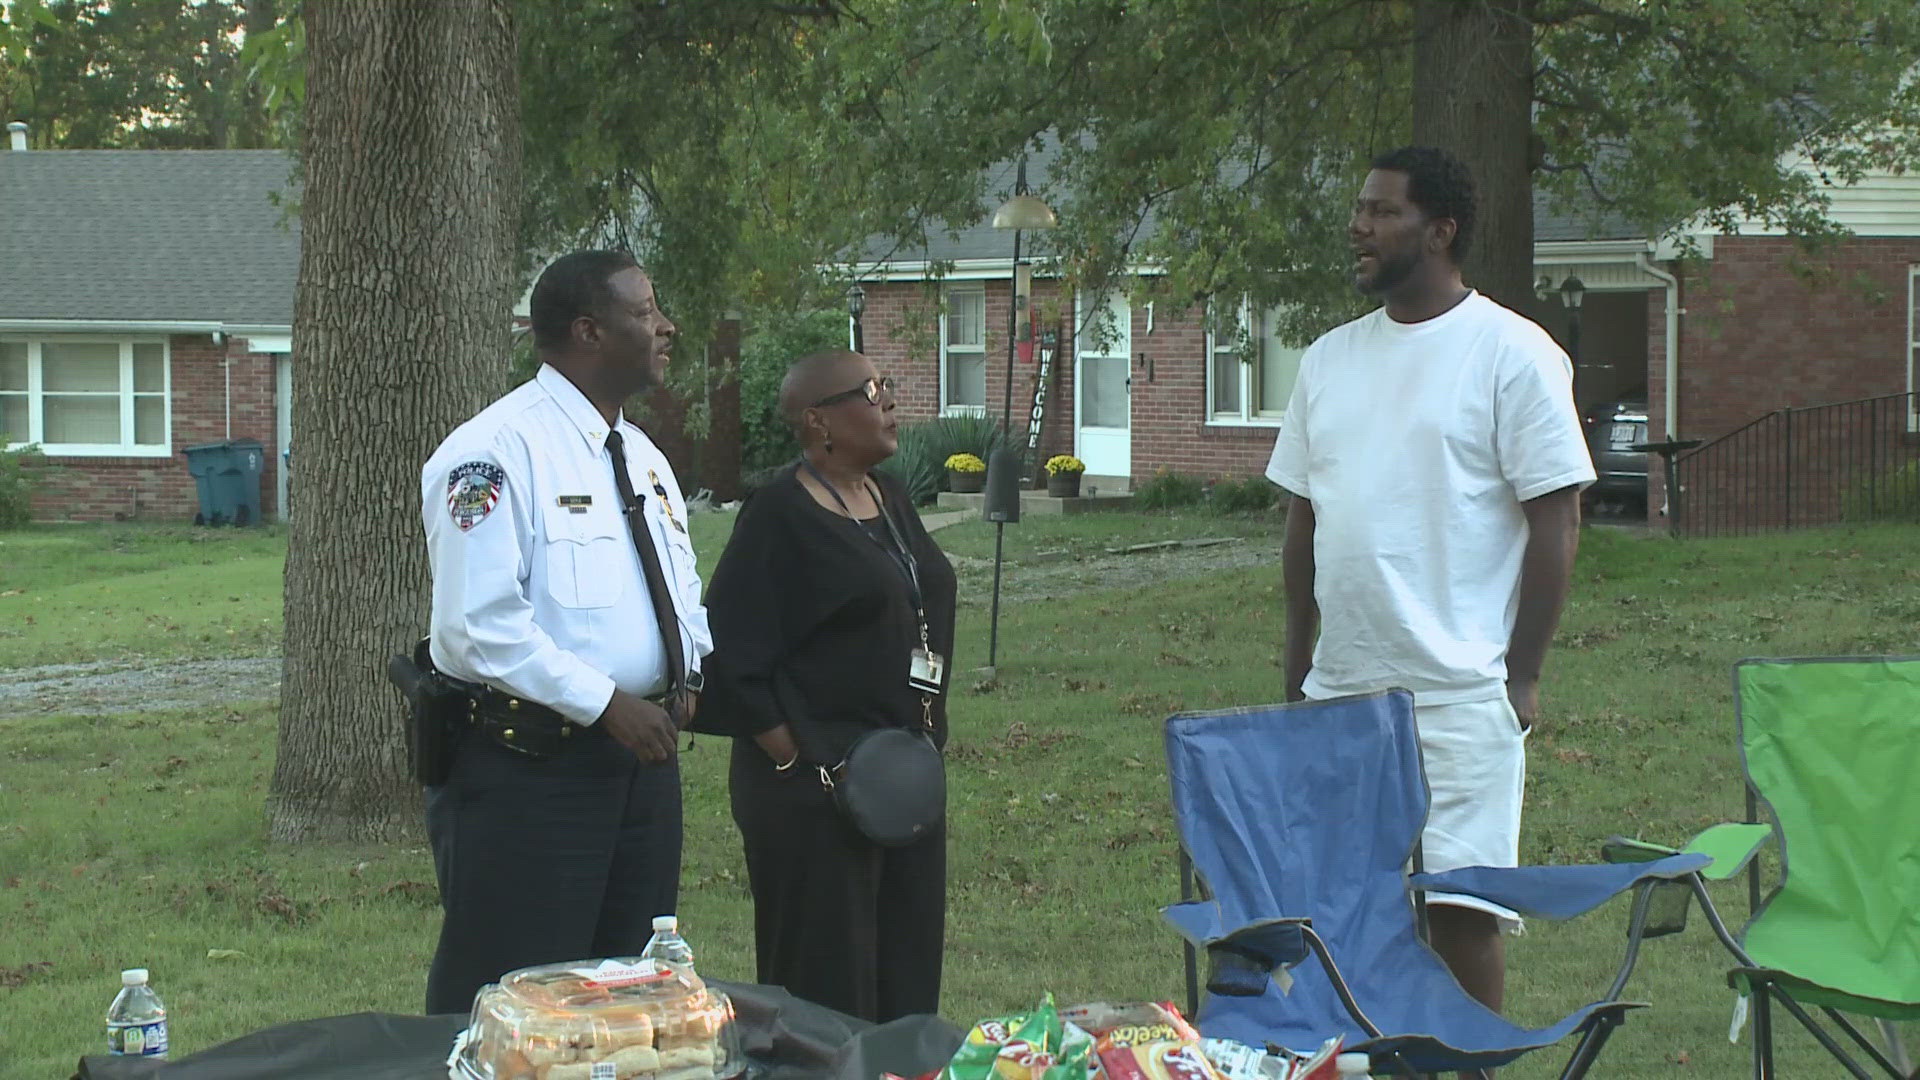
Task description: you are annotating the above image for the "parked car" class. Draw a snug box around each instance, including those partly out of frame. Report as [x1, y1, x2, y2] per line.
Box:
[1582, 398, 1648, 516]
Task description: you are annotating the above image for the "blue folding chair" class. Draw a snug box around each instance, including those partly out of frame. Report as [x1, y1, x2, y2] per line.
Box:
[1161, 691, 1708, 1077]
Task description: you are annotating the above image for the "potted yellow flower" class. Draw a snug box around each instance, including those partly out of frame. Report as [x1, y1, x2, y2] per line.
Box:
[945, 452, 988, 493]
[1045, 454, 1086, 497]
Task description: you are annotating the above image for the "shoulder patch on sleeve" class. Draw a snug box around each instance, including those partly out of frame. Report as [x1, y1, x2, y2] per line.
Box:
[446, 461, 507, 532]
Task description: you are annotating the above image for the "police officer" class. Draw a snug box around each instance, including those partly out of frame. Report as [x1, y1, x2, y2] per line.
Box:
[418, 250, 712, 1014]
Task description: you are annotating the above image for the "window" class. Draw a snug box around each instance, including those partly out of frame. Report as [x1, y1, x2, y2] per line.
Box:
[940, 286, 987, 413]
[0, 339, 171, 455]
[1207, 302, 1304, 425]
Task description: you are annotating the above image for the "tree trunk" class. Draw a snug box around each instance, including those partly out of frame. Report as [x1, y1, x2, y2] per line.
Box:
[1412, 0, 1534, 312]
[269, 0, 521, 844]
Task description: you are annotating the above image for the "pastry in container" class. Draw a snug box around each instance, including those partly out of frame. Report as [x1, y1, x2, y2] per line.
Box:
[451, 958, 743, 1080]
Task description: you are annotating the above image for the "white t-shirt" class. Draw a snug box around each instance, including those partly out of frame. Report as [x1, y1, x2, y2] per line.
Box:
[1266, 291, 1594, 705]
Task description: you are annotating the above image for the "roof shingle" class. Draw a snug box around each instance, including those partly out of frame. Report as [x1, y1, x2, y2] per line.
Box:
[0, 149, 300, 326]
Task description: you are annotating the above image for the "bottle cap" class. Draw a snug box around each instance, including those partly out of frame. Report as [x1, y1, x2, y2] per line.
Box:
[122, 969, 149, 986]
[652, 915, 678, 932]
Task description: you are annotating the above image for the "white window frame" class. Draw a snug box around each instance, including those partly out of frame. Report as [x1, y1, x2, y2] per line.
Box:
[939, 284, 988, 416]
[0, 337, 173, 456]
[1205, 301, 1304, 427]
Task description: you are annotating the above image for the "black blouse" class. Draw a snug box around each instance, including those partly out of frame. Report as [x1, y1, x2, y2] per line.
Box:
[696, 463, 958, 764]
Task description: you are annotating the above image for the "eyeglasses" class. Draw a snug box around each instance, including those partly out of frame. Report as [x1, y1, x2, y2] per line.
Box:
[810, 375, 896, 408]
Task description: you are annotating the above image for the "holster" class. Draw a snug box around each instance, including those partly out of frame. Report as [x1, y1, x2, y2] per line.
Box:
[386, 638, 465, 786]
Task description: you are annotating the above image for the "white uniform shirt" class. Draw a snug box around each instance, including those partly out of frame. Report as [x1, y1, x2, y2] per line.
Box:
[422, 364, 713, 724]
[1266, 291, 1594, 705]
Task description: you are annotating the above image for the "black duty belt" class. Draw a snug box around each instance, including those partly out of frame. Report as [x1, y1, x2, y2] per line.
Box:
[452, 677, 673, 758]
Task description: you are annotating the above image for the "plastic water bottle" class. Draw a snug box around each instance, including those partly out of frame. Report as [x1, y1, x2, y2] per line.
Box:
[1333, 1052, 1373, 1079]
[641, 915, 695, 969]
[106, 968, 169, 1059]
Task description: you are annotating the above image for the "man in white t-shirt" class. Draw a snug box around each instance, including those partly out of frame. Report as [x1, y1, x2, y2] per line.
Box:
[1267, 146, 1594, 1023]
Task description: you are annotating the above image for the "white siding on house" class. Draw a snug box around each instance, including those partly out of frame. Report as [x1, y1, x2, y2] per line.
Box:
[1713, 161, 1920, 238]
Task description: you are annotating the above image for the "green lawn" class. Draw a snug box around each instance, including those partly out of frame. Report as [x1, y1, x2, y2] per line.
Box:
[2, 516, 1918, 1077]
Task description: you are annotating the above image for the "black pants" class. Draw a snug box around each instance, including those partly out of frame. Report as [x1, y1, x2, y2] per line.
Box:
[424, 725, 681, 1015]
[730, 738, 945, 1024]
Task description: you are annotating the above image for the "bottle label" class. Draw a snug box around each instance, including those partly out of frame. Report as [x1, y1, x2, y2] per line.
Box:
[108, 1019, 169, 1056]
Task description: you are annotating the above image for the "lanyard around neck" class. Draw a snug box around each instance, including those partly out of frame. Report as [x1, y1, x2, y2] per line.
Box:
[800, 459, 924, 615]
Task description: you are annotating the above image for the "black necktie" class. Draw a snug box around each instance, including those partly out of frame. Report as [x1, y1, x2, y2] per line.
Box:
[606, 430, 687, 701]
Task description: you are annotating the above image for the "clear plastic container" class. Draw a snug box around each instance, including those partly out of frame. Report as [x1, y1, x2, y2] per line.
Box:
[106, 968, 169, 1059]
[451, 957, 742, 1080]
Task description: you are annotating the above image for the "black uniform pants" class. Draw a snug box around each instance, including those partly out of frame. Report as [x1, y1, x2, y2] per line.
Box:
[729, 738, 945, 1024]
[424, 725, 681, 1015]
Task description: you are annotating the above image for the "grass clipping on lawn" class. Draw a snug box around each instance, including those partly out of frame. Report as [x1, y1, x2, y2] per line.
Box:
[2, 518, 1918, 1078]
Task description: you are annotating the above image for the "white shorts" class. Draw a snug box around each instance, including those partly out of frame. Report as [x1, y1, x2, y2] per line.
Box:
[1411, 695, 1529, 929]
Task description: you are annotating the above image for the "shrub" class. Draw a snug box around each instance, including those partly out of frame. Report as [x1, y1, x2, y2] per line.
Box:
[1209, 474, 1278, 514]
[882, 415, 1010, 505]
[738, 308, 848, 477]
[1133, 468, 1207, 510]
[1840, 459, 1920, 522]
[0, 445, 46, 529]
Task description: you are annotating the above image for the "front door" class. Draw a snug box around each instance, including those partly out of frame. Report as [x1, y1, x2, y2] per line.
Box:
[1075, 293, 1131, 477]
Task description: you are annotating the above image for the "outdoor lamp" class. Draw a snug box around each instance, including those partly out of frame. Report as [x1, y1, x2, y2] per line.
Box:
[1559, 275, 1586, 311]
[847, 283, 866, 353]
[991, 192, 1059, 231]
[984, 158, 1057, 671]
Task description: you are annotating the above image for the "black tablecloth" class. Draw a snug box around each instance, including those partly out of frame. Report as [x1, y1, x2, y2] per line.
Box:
[73, 981, 963, 1080]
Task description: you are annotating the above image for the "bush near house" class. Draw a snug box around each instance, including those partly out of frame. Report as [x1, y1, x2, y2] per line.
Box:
[1133, 468, 1208, 510]
[0, 445, 48, 529]
[884, 415, 1011, 504]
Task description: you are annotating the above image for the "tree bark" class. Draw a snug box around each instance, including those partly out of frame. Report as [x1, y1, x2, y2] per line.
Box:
[1412, 0, 1535, 312]
[270, 0, 521, 844]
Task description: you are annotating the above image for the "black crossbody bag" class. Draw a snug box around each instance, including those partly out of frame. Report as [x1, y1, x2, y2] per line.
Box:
[803, 463, 947, 847]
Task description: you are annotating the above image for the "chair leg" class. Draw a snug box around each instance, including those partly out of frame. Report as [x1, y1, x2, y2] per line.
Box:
[1824, 1008, 1907, 1077]
[1753, 985, 1773, 1080]
[1179, 849, 1199, 1019]
[1557, 1011, 1621, 1080]
[1873, 1018, 1911, 1077]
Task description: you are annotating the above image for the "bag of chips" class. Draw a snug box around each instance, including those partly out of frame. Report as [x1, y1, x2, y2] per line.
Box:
[940, 995, 1094, 1080]
[1059, 1002, 1222, 1080]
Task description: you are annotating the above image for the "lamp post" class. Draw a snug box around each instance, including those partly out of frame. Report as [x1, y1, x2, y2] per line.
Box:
[847, 283, 866, 354]
[982, 157, 1057, 672]
[1558, 274, 1585, 403]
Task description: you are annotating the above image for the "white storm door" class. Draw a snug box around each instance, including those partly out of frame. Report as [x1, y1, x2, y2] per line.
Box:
[1074, 292, 1131, 476]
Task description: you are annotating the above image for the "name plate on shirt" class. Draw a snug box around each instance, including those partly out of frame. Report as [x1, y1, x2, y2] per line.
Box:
[556, 495, 593, 513]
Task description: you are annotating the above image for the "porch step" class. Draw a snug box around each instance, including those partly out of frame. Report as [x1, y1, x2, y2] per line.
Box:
[934, 487, 1135, 515]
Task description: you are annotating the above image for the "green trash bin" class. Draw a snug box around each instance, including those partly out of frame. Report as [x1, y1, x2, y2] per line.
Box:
[183, 439, 266, 526]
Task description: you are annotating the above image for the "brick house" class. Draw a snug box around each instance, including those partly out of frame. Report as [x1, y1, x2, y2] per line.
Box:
[0, 130, 750, 520]
[1, 127, 298, 522]
[850, 155, 1920, 522]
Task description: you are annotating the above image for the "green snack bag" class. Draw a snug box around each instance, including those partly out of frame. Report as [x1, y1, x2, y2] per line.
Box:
[943, 995, 1094, 1080]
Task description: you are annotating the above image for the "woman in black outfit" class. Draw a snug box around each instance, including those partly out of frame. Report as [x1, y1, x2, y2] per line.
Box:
[699, 350, 956, 1023]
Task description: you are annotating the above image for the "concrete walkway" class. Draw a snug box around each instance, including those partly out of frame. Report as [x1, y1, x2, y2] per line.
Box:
[920, 509, 972, 533]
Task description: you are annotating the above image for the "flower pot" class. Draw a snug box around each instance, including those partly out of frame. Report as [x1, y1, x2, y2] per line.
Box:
[948, 469, 985, 494]
[1046, 472, 1082, 498]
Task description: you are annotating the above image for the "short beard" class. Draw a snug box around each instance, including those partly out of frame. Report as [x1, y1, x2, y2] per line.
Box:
[1355, 250, 1421, 297]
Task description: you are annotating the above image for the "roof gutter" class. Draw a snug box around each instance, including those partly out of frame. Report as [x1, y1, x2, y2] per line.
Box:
[0, 319, 292, 340]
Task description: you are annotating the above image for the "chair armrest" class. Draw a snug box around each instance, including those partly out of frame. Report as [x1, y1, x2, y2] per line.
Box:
[1683, 822, 1773, 881]
[1602, 824, 1771, 882]
[1410, 853, 1709, 921]
[1161, 903, 1312, 997]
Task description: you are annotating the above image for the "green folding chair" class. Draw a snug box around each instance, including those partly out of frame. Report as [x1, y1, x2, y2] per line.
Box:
[1605, 656, 1920, 1079]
